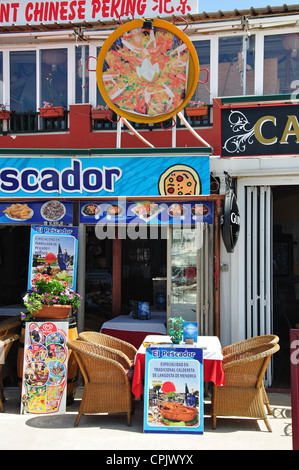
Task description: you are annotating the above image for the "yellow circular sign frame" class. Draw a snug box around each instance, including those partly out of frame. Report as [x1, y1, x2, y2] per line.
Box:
[96, 18, 200, 124]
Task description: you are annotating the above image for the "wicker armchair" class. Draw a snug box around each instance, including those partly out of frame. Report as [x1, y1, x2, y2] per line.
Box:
[79, 331, 137, 364]
[0, 317, 22, 339]
[222, 334, 279, 415]
[212, 342, 280, 432]
[67, 339, 132, 427]
[222, 334, 279, 359]
[0, 333, 20, 412]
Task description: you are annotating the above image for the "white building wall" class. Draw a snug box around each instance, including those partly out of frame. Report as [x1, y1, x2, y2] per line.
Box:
[211, 155, 299, 348]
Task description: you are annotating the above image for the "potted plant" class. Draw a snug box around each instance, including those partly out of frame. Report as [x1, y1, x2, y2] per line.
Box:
[168, 317, 184, 344]
[91, 104, 112, 121]
[185, 100, 208, 117]
[21, 273, 81, 321]
[0, 104, 11, 120]
[39, 101, 65, 118]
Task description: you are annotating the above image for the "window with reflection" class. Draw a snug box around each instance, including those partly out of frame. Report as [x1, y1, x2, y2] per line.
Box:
[218, 35, 255, 96]
[96, 46, 108, 108]
[40, 48, 67, 107]
[75, 45, 89, 103]
[10, 51, 36, 112]
[192, 40, 210, 104]
[264, 33, 299, 94]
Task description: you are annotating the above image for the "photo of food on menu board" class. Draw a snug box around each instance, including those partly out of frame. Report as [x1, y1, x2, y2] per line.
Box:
[79, 201, 213, 224]
[130, 202, 164, 221]
[0, 200, 73, 224]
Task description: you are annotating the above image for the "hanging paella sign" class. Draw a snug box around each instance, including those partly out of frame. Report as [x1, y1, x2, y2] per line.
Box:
[96, 18, 200, 123]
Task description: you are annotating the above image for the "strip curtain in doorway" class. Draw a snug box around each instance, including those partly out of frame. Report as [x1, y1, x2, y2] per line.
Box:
[245, 186, 273, 386]
[199, 223, 214, 336]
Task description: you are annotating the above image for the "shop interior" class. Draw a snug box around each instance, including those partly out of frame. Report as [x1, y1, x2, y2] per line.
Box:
[84, 225, 167, 331]
[0, 225, 30, 306]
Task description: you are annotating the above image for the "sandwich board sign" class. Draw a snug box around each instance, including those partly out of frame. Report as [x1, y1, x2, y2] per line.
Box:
[143, 346, 203, 434]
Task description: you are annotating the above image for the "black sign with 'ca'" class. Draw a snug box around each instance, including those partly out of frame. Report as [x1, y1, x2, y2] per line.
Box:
[221, 190, 240, 253]
[221, 104, 299, 157]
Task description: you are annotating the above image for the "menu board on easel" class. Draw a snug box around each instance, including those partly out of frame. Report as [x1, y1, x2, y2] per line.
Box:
[143, 346, 203, 434]
[20, 321, 68, 415]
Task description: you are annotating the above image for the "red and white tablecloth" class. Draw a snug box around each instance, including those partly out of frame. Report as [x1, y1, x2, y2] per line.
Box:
[100, 313, 167, 350]
[131, 335, 225, 399]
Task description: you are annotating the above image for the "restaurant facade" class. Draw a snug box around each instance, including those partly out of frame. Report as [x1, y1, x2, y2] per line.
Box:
[1, 1, 299, 388]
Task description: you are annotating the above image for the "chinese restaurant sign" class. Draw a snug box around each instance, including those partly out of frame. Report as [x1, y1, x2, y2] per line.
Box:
[0, 156, 210, 198]
[28, 225, 78, 291]
[0, 200, 73, 224]
[221, 104, 299, 157]
[0, 0, 198, 26]
[80, 200, 213, 224]
[20, 321, 68, 415]
[144, 346, 203, 434]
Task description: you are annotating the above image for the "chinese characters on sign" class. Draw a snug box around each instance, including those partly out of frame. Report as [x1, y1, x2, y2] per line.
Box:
[0, 0, 198, 26]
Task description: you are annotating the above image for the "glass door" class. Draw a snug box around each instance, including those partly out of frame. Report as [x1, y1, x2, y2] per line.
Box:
[167, 224, 213, 335]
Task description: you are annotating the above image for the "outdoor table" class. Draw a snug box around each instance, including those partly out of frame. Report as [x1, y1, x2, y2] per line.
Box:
[0, 305, 24, 320]
[131, 334, 225, 399]
[100, 312, 167, 349]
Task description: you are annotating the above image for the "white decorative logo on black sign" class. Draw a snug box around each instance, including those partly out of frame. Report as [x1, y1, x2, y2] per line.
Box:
[222, 110, 255, 154]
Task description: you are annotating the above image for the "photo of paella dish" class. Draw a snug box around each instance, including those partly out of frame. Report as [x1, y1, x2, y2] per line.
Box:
[102, 26, 189, 118]
[158, 402, 198, 426]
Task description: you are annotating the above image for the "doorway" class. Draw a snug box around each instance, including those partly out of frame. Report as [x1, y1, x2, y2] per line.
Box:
[272, 185, 299, 388]
[168, 224, 214, 335]
[243, 184, 299, 388]
[122, 232, 167, 312]
[84, 222, 215, 334]
[84, 226, 113, 331]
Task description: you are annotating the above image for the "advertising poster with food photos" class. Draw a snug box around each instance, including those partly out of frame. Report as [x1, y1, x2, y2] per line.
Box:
[20, 321, 68, 415]
[80, 201, 213, 225]
[144, 346, 203, 434]
[0, 200, 73, 224]
[27, 225, 78, 291]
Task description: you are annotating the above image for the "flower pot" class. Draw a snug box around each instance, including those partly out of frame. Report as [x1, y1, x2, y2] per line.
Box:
[170, 338, 181, 344]
[33, 304, 72, 319]
[185, 106, 208, 117]
[39, 106, 65, 118]
[92, 109, 112, 120]
[0, 110, 11, 120]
